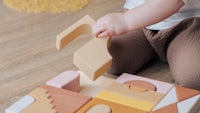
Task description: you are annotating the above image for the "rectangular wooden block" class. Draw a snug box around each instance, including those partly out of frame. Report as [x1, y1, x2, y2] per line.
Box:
[77, 98, 148, 113]
[73, 37, 112, 80]
[22, 88, 56, 113]
[41, 85, 92, 113]
[5, 95, 35, 113]
[56, 15, 112, 80]
[46, 70, 80, 92]
[96, 82, 165, 112]
[116, 73, 173, 94]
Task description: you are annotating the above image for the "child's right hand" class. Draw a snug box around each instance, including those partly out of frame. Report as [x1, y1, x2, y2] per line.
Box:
[93, 13, 129, 38]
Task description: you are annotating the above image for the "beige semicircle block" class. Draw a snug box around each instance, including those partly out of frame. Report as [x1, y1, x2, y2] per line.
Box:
[86, 104, 112, 113]
[56, 15, 112, 80]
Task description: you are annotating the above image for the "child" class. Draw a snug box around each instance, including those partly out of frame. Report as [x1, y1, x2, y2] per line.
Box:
[93, 0, 200, 90]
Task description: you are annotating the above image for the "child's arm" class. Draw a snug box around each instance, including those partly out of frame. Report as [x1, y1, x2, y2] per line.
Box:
[93, 0, 185, 38]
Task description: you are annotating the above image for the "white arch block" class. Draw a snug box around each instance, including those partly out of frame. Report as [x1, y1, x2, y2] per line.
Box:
[5, 95, 35, 113]
[46, 70, 80, 92]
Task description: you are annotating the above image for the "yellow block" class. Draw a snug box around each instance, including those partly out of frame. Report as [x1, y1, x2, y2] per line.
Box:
[77, 98, 148, 113]
[96, 90, 155, 112]
[97, 82, 165, 112]
[106, 82, 165, 103]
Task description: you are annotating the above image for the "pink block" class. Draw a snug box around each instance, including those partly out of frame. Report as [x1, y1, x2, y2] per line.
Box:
[46, 70, 80, 92]
[116, 73, 174, 94]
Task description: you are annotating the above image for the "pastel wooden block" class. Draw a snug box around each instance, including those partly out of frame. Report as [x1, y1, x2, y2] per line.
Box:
[116, 73, 173, 94]
[153, 86, 200, 112]
[56, 15, 112, 80]
[177, 94, 200, 113]
[46, 70, 80, 92]
[85, 104, 112, 113]
[152, 103, 179, 113]
[77, 98, 148, 113]
[96, 82, 165, 112]
[153, 87, 178, 111]
[22, 88, 56, 113]
[5, 95, 35, 113]
[56, 15, 96, 50]
[41, 85, 92, 113]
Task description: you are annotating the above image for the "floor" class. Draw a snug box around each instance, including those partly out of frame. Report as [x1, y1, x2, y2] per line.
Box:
[0, 0, 172, 112]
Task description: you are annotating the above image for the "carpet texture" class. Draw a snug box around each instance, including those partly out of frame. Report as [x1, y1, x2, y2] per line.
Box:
[3, 0, 92, 13]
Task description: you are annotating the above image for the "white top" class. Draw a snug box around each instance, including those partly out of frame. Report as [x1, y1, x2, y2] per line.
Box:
[124, 0, 200, 30]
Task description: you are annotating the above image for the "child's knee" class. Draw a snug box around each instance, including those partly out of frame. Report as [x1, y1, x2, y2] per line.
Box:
[172, 70, 200, 90]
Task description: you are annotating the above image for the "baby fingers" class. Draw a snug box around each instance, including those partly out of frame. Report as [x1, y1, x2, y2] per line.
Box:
[93, 23, 108, 38]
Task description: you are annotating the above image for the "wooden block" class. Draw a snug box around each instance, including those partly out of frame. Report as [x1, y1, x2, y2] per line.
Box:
[5, 95, 35, 113]
[85, 104, 111, 113]
[56, 15, 112, 80]
[21, 88, 56, 113]
[116, 73, 173, 94]
[41, 85, 92, 113]
[124, 80, 157, 91]
[153, 86, 200, 112]
[152, 103, 179, 113]
[46, 70, 80, 92]
[175, 86, 200, 102]
[177, 94, 200, 113]
[96, 82, 165, 112]
[153, 87, 178, 111]
[56, 15, 95, 50]
[77, 98, 148, 113]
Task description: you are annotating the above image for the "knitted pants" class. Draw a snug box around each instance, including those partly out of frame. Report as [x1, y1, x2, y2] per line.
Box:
[108, 17, 200, 90]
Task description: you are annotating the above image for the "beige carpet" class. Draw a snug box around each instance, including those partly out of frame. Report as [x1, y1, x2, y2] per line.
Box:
[3, 0, 92, 13]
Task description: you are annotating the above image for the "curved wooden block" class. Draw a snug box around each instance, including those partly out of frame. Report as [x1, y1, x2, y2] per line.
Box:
[86, 104, 112, 113]
[77, 98, 148, 113]
[46, 70, 80, 92]
[56, 15, 95, 50]
[56, 15, 112, 80]
[116, 73, 173, 94]
[124, 80, 157, 92]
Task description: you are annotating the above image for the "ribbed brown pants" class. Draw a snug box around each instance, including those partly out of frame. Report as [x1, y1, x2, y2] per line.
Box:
[108, 17, 200, 90]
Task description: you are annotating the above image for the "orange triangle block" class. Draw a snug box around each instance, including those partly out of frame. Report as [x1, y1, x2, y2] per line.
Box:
[176, 86, 200, 102]
[152, 103, 178, 113]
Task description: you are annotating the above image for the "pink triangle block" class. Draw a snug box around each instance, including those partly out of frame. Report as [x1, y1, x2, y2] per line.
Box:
[116, 73, 173, 94]
[46, 70, 80, 92]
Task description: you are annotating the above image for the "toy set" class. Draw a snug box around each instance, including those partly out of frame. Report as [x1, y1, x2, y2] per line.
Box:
[6, 15, 200, 113]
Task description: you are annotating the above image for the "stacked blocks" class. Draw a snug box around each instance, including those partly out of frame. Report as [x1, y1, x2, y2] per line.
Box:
[5, 15, 200, 113]
[94, 73, 173, 112]
[56, 15, 112, 80]
[6, 71, 200, 113]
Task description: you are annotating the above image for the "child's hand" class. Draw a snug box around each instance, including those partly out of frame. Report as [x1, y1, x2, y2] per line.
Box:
[93, 13, 129, 38]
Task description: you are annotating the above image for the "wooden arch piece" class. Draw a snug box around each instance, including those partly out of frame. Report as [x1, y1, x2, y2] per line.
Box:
[56, 15, 112, 80]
